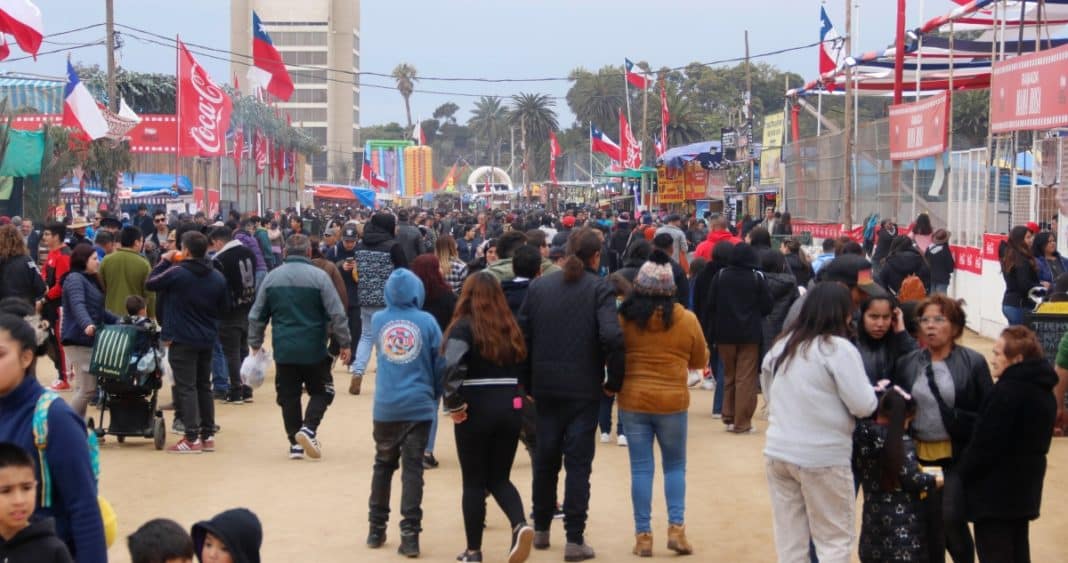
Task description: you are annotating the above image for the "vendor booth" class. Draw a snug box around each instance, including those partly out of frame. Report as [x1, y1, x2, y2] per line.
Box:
[311, 184, 378, 209]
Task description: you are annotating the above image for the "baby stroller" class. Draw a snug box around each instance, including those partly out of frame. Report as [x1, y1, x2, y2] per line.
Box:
[86, 320, 167, 450]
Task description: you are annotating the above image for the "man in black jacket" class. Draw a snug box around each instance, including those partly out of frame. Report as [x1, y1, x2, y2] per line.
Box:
[209, 226, 258, 404]
[349, 212, 408, 395]
[333, 222, 362, 371]
[652, 233, 690, 306]
[394, 210, 424, 264]
[519, 228, 624, 560]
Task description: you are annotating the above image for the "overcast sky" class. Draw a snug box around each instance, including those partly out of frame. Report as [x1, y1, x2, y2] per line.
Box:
[3, 0, 948, 126]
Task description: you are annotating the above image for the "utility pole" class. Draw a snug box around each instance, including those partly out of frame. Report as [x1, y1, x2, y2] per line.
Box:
[842, 3, 854, 229]
[745, 30, 754, 190]
[105, 0, 117, 111]
[892, 0, 906, 219]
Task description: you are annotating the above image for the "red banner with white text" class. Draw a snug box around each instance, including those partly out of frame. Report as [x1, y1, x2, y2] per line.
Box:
[177, 40, 232, 157]
[889, 92, 949, 161]
[990, 43, 1068, 133]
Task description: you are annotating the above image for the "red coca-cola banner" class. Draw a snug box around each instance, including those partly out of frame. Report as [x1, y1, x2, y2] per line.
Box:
[889, 92, 949, 161]
[177, 40, 232, 157]
[982, 232, 1008, 262]
[990, 43, 1068, 133]
[951, 245, 982, 275]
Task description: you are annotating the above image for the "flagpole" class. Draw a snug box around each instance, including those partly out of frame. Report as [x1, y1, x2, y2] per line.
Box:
[175, 35, 181, 212]
[623, 61, 633, 128]
[589, 122, 594, 188]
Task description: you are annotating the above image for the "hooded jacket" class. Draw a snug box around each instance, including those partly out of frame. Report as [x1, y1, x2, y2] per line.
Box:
[784, 252, 813, 288]
[371, 269, 444, 422]
[761, 271, 798, 353]
[694, 229, 741, 261]
[146, 257, 229, 348]
[234, 231, 267, 273]
[707, 244, 773, 345]
[877, 248, 931, 295]
[958, 358, 1057, 522]
[0, 254, 45, 305]
[355, 215, 407, 308]
[211, 240, 258, 316]
[0, 376, 104, 563]
[0, 518, 72, 562]
[248, 256, 351, 364]
[925, 242, 955, 285]
[872, 227, 897, 265]
[192, 508, 262, 563]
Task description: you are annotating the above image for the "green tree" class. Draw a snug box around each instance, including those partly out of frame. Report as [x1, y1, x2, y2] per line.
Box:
[392, 63, 418, 130]
[468, 96, 509, 166]
[432, 102, 460, 125]
[509, 93, 558, 181]
[566, 66, 625, 130]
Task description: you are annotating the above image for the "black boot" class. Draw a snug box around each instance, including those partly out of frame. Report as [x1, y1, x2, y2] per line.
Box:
[366, 525, 387, 549]
[398, 531, 420, 558]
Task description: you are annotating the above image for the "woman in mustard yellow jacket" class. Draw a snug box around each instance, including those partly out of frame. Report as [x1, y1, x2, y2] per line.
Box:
[617, 250, 709, 557]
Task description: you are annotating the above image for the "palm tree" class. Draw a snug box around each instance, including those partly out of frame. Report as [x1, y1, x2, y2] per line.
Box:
[566, 66, 625, 131]
[391, 63, 418, 129]
[509, 93, 558, 182]
[468, 96, 509, 166]
[644, 82, 702, 148]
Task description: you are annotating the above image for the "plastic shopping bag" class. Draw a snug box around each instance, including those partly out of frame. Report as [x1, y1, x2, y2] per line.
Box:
[160, 346, 174, 387]
[240, 348, 270, 389]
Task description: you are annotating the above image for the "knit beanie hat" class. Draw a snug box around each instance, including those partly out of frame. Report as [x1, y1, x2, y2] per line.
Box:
[634, 250, 676, 297]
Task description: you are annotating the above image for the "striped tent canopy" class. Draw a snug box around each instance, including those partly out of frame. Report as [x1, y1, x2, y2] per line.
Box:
[0, 76, 64, 113]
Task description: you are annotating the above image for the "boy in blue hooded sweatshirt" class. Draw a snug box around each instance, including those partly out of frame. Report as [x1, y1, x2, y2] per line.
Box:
[366, 268, 444, 558]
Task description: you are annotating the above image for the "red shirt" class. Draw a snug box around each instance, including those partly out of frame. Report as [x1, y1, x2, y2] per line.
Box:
[43, 246, 71, 301]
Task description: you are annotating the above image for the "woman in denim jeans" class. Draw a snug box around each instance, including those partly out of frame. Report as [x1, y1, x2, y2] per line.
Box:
[616, 251, 709, 557]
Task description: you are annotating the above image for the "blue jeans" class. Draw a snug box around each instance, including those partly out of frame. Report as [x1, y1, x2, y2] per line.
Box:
[619, 410, 687, 533]
[1003, 305, 1027, 326]
[712, 349, 725, 415]
[598, 394, 624, 435]
[426, 398, 441, 453]
[211, 340, 228, 393]
[352, 306, 383, 375]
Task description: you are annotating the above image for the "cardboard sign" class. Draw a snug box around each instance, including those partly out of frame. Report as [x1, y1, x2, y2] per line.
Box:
[990, 43, 1068, 133]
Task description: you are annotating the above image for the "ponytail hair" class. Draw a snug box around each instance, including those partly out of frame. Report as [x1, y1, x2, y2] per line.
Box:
[563, 228, 603, 283]
[877, 389, 917, 492]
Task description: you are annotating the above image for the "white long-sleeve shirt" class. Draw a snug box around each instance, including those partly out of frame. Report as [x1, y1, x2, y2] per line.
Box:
[762, 334, 878, 467]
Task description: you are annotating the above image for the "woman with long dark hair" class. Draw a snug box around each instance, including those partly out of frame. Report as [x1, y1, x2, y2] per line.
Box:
[0, 224, 45, 304]
[878, 236, 930, 296]
[617, 251, 708, 556]
[443, 272, 534, 563]
[1001, 225, 1041, 326]
[1031, 230, 1068, 285]
[780, 237, 813, 289]
[761, 283, 877, 562]
[411, 254, 458, 469]
[910, 213, 935, 254]
[895, 295, 992, 563]
[61, 243, 118, 418]
[855, 294, 918, 384]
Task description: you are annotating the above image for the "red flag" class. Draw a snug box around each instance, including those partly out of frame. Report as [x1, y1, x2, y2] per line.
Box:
[548, 131, 561, 184]
[177, 40, 232, 157]
[618, 110, 641, 169]
[288, 149, 296, 182]
[0, 0, 42, 59]
[232, 72, 239, 95]
[0, 36, 10, 61]
[254, 129, 267, 175]
[273, 144, 284, 181]
[659, 80, 670, 153]
[232, 128, 244, 171]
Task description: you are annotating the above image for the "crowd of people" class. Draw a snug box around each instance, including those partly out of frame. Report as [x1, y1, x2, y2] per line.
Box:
[0, 203, 1064, 563]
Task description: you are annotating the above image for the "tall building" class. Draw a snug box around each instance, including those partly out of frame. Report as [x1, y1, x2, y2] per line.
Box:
[230, 0, 359, 183]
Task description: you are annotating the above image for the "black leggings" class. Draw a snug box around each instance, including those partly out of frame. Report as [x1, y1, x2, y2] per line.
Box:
[454, 386, 526, 551]
[975, 519, 1030, 563]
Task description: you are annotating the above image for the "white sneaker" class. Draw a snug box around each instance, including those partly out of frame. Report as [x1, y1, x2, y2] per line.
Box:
[617, 435, 628, 447]
[700, 378, 716, 391]
[687, 369, 702, 387]
[726, 424, 735, 432]
[599, 433, 611, 443]
[711, 413, 723, 420]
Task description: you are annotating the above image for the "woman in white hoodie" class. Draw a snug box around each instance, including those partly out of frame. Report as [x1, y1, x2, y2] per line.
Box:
[761, 283, 878, 563]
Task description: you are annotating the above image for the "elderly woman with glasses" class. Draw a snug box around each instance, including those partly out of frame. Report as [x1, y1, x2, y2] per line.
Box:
[895, 294, 993, 563]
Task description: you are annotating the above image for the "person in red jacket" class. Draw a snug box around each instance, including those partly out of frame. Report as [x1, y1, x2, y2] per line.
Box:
[36, 222, 73, 390]
[693, 215, 741, 261]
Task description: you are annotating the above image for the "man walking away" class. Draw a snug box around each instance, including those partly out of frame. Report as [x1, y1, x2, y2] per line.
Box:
[350, 212, 407, 395]
[519, 228, 625, 561]
[395, 210, 425, 264]
[209, 227, 258, 404]
[249, 234, 351, 460]
[147, 232, 229, 454]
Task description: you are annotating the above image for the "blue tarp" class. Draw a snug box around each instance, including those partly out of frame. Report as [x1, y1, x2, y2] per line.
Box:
[658, 141, 723, 170]
[122, 173, 193, 195]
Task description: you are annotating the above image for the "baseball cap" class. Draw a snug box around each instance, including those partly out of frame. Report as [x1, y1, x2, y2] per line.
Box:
[342, 223, 358, 242]
[822, 255, 887, 297]
[1026, 221, 1040, 234]
[562, 216, 576, 228]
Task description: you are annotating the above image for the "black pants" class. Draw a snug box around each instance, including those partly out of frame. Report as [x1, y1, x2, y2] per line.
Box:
[531, 398, 599, 544]
[975, 519, 1030, 563]
[454, 386, 526, 550]
[369, 420, 430, 533]
[275, 358, 334, 445]
[921, 458, 975, 563]
[346, 306, 361, 359]
[518, 396, 537, 462]
[169, 342, 215, 441]
[218, 312, 249, 393]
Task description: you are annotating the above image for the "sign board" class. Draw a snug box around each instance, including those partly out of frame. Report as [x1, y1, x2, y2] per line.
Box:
[889, 92, 950, 160]
[982, 232, 1008, 262]
[951, 245, 982, 274]
[658, 175, 684, 203]
[684, 163, 707, 200]
[990, 43, 1068, 133]
[760, 113, 785, 185]
[1024, 313, 1068, 363]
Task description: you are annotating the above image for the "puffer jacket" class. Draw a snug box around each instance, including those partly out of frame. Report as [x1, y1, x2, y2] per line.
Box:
[761, 271, 798, 353]
[854, 330, 918, 385]
[234, 230, 267, 273]
[354, 219, 407, 308]
[60, 271, 118, 347]
[878, 248, 930, 295]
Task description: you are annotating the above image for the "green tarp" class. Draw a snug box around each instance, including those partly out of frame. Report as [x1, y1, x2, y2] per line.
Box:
[0, 129, 44, 177]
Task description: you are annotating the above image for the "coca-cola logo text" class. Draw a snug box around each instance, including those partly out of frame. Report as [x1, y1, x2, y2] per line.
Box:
[187, 60, 227, 154]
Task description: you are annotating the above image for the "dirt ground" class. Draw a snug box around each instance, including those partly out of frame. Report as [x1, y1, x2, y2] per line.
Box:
[67, 331, 1066, 562]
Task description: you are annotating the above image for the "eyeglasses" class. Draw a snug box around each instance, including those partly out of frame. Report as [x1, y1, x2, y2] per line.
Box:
[155, 219, 167, 223]
[918, 315, 948, 325]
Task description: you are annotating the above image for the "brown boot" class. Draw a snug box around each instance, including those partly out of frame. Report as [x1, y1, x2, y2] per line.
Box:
[667, 524, 692, 555]
[349, 375, 362, 395]
[632, 532, 653, 557]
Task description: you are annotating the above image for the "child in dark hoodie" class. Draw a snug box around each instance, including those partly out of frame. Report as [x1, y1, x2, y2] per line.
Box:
[0, 442, 72, 562]
[191, 508, 262, 563]
[366, 269, 444, 558]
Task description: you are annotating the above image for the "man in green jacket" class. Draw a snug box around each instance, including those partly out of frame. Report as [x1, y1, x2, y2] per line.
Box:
[100, 226, 155, 318]
[252, 216, 276, 269]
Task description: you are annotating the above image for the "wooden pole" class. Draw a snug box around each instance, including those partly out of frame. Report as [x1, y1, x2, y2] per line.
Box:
[105, 0, 117, 112]
[745, 30, 754, 190]
[842, 2, 854, 229]
[641, 68, 649, 165]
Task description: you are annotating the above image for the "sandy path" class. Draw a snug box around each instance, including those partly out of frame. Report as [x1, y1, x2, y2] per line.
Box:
[81, 331, 1067, 562]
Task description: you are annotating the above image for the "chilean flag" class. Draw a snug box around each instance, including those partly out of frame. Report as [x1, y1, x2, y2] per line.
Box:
[62, 61, 108, 140]
[250, 11, 294, 101]
[624, 58, 648, 89]
[654, 135, 665, 158]
[590, 125, 621, 162]
[819, 6, 842, 77]
[0, 0, 42, 59]
[362, 155, 388, 188]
